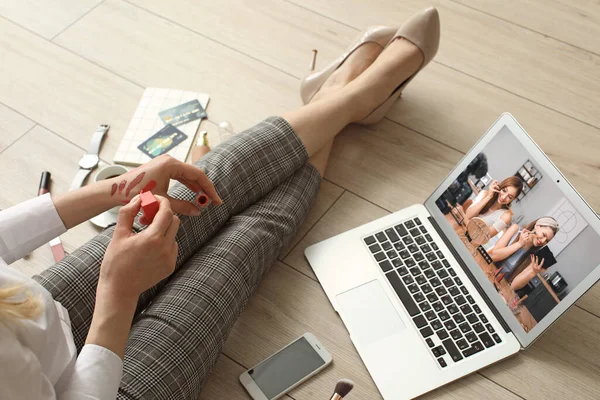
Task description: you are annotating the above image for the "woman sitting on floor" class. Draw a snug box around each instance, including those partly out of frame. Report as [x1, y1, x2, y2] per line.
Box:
[0, 8, 439, 399]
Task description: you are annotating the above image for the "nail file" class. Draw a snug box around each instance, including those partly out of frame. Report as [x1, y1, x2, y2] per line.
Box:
[49, 237, 66, 262]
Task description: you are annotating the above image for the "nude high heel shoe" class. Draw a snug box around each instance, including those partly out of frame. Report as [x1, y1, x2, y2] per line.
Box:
[358, 7, 440, 125]
[300, 26, 397, 105]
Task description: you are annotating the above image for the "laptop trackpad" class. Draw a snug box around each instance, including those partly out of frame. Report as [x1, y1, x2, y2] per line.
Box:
[336, 280, 406, 346]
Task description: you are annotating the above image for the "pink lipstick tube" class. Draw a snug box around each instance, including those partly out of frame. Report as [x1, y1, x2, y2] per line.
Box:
[195, 192, 211, 208]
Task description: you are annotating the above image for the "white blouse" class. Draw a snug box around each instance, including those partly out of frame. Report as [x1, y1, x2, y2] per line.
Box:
[0, 194, 122, 400]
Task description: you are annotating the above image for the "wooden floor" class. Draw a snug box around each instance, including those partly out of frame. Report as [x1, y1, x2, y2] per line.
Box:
[2, 0, 600, 399]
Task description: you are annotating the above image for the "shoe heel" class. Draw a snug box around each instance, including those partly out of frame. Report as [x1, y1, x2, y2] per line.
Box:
[309, 49, 318, 72]
[300, 26, 397, 105]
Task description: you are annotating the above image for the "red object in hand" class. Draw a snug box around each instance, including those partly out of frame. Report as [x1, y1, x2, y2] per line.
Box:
[140, 191, 159, 222]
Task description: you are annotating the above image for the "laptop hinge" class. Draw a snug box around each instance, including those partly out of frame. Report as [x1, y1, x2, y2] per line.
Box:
[428, 216, 512, 334]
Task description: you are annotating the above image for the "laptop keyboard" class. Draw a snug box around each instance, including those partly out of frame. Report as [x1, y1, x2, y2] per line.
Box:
[363, 217, 502, 368]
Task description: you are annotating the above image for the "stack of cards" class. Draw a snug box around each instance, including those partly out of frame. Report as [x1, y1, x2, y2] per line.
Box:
[114, 88, 209, 166]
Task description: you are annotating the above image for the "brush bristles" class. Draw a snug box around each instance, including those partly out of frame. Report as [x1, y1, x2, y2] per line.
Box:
[334, 379, 354, 398]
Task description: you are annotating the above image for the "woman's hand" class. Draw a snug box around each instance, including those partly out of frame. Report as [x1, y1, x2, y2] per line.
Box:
[54, 155, 222, 230]
[109, 154, 222, 218]
[530, 254, 546, 274]
[518, 229, 531, 248]
[485, 180, 500, 199]
[98, 194, 180, 302]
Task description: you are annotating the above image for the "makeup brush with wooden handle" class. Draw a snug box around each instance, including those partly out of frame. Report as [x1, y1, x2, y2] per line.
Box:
[329, 379, 354, 400]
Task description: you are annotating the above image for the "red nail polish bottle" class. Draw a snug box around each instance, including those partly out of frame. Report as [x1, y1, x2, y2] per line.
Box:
[195, 192, 211, 208]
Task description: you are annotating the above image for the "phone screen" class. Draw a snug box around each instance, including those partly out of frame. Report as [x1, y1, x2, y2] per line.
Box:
[249, 337, 325, 399]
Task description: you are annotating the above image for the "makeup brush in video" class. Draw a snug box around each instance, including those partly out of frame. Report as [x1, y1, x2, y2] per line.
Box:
[329, 379, 354, 400]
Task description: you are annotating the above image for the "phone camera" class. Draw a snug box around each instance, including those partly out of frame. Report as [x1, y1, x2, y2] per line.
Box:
[248, 369, 254, 375]
[556, 180, 560, 183]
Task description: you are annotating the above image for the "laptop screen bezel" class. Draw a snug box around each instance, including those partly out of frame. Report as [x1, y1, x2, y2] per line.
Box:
[424, 112, 600, 348]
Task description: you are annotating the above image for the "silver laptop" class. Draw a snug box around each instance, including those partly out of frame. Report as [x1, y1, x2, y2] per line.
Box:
[305, 113, 600, 399]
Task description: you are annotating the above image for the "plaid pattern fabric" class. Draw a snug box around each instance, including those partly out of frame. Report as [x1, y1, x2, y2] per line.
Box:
[33, 116, 313, 350]
[119, 164, 320, 399]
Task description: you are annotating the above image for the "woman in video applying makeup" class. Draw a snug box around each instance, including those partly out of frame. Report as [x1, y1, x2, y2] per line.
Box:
[488, 217, 560, 290]
[464, 176, 524, 238]
[0, 8, 440, 400]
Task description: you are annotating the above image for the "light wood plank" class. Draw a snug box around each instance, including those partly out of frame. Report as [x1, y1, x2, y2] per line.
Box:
[0, 17, 141, 160]
[578, 287, 600, 318]
[54, 0, 299, 132]
[0, 0, 102, 39]
[325, 120, 462, 211]
[482, 306, 600, 399]
[454, 0, 600, 55]
[224, 260, 522, 399]
[200, 355, 293, 400]
[285, 0, 600, 128]
[126, 0, 357, 79]
[280, 180, 344, 260]
[0, 103, 35, 153]
[0, 126, 108, 277]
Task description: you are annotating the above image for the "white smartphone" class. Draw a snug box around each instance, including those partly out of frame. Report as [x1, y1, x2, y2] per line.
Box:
[239, 333, 332, 400]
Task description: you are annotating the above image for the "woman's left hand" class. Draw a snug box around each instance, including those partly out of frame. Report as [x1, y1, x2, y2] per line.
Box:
[108, 155, 222, 217]
[530, 254, 546, 274]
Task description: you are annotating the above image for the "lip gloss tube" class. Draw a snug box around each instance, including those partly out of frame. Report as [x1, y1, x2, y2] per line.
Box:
[38, 171, 51, 195]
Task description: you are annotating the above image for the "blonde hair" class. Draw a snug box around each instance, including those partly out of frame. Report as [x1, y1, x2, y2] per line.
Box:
[0, 285, 42, 322]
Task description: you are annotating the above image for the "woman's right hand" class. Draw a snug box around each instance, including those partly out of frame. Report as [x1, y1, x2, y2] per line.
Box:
[486, 180, 500, 199]
[98, 194, 180, 302]
[518, 229, 531, 248]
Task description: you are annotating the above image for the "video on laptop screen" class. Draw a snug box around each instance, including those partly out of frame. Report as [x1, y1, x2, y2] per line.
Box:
[435, 125, 600, 333]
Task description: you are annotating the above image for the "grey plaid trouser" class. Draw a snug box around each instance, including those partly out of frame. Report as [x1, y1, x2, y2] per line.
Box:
[33, 117, 322, 399]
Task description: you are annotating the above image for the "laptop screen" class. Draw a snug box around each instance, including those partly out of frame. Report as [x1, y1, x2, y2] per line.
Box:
[434, 125, 600, 335]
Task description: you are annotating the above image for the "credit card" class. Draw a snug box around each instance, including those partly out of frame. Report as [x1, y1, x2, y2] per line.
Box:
[137, 124, 188, 158]
[158, 99, 207, 126]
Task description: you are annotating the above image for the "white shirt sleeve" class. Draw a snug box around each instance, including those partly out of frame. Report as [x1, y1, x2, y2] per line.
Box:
[0, 193, 67, 264]
[0, 323, 123, 400]
[55, 345, 123, 400]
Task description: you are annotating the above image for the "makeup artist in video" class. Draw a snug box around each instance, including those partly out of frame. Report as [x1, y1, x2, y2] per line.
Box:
[488, 217, 559, 290]
[463, 176, 524, 239]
